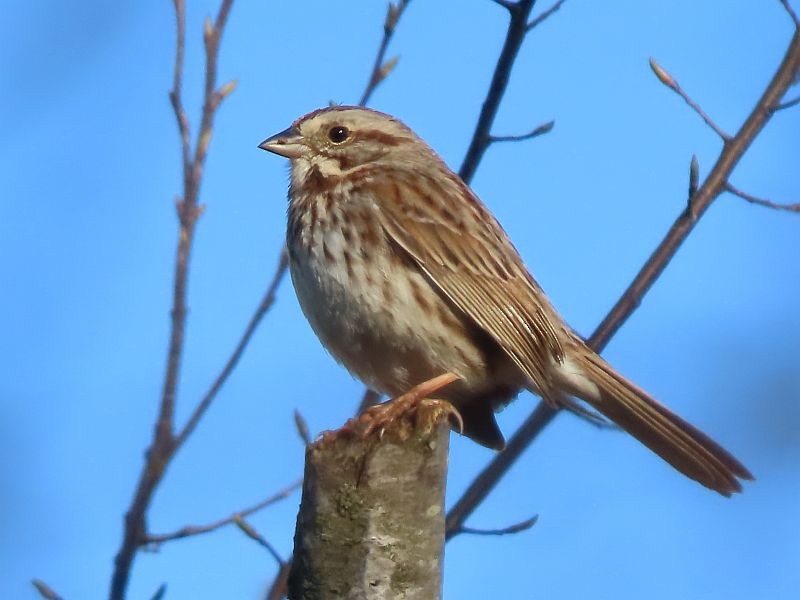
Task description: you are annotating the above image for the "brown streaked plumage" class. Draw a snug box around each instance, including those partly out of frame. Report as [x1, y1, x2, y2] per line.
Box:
[259, 106, 752, 496]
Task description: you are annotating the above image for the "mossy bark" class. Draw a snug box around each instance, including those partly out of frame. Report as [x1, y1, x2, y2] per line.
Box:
[288, 401, 450, 600]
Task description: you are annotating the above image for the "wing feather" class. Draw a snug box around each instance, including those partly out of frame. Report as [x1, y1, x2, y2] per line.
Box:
[373, 172, 564, 394]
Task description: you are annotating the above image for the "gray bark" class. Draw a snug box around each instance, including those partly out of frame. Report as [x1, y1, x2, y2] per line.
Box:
[288, 401, 451, 600]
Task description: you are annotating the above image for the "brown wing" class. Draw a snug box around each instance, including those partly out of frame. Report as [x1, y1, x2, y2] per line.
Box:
[372, 171, 564, 395]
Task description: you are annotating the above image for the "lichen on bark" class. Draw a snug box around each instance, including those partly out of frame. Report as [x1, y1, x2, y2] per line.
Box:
[288, 400, 452, 600]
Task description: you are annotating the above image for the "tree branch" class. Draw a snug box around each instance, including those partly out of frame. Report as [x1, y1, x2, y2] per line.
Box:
[143, 479, 301, 545]
[447, 25, 800, 538]
[32, 580, 64, 600]
[451, 515, 538, 537]
[234, 517, 286, 567]
[526, 0, 567, 31]
[359, 0, 412, 106]
[459, 0, 540, 183]
[780, 0, 800, 28]
[489, 119, 554, 143]
[774, 93, 800, 110]
[649, 58, 731, 141]
[724, 182, 800, 212]
[109, 2, 236, 598]
[489, 0, 517, 13]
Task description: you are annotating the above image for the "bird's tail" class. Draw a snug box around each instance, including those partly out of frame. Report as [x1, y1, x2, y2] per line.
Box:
[559, 344, 753, 496]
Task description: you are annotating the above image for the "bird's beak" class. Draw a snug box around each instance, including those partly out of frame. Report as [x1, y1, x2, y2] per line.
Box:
[258, 125, 305, 159]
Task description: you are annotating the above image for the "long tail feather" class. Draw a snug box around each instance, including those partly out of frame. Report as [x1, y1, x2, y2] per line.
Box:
[563, 346, 753, 496]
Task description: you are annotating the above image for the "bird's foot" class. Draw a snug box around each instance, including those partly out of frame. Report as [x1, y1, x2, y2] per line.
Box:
[323, 373, 462, 444]
[361, 373, 463, 438]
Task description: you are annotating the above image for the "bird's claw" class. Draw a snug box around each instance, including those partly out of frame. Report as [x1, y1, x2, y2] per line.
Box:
[360, 373, 461, 438]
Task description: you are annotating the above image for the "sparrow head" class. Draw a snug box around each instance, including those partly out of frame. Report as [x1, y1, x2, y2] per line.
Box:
[259, 106, 423, 173]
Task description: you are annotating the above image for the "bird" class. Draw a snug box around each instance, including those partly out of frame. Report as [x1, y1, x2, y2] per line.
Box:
[259, 105, 752, 496]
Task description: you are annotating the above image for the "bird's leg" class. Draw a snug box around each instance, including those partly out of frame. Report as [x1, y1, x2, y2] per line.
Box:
[360, 372, 463, 437]
[323, 373, 462, 444]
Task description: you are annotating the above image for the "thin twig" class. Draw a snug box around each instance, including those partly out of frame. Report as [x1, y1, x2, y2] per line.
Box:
[149, 584, 167, 600]
[725, 182, 800, 212]
[234, 517, 285, 567]
[32, 580, 64, 600]
[447, 27, 800, 539]
[490, 120, 554, 143]
[109, 2, 236, 599]
[780, 0, 799, 28]
[774, 94, 800, 110]
[459, 0, 539, 183]
[265, 563, 292, 600]
[490, 0, 517, 12]
[174, 249, 288, 448]
[169, 0, 190, 177]
[446, 402, 557, 538]
[358, 0, 412, 106]
[649, 58, 731, 141]
[527, 0, 567, 31]
[452, 515, 538, 537]
[143, 479, 301, 545]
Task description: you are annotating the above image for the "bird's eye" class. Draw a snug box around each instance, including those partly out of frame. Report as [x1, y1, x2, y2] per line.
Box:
[328, 126, 350, 144]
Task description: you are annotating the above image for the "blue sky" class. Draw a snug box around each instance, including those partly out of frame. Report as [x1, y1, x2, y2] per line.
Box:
[2, 1, 798, 599]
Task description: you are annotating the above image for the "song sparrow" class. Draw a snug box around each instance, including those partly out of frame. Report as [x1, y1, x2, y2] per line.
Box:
[259, 106, 752, 496]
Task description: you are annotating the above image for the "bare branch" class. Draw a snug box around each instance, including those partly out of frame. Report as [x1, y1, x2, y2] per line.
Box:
[447, 27, 800, 540]
[649, 57, 731, 141]
[527, 0, 567, 31]
[446, 402, 557, 538]
[32, 580, 64, 600]
[725, 182, 800, 212]
[234, 517, 285, 567]
[169, 0, 190, 177]
[459, 0, 541, 183]
[150, 584, 167, 600]
[775, 93, 800, 110]
[265, 563, 292, 600]
[144, 479, 301, 545]
[489, 119, 555, 143]
[490, 0, 517, 11]
[780, 0, 800, 28]
[359, 0, 412, 106]
[109, 3, 237, 598]
[452, 515, 538, 538]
